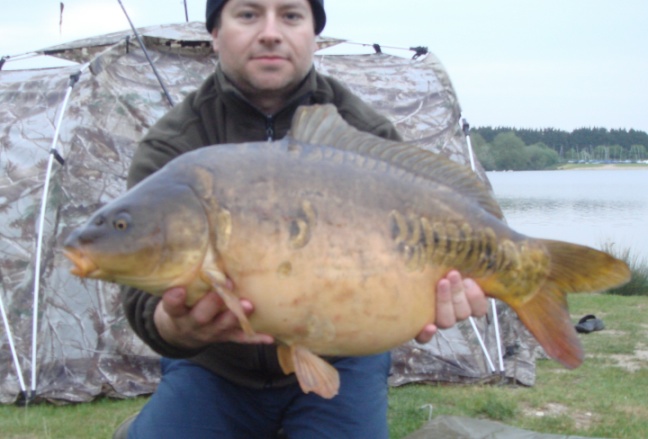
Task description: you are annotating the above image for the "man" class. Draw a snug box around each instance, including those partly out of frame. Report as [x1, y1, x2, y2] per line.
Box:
[117, 1, 488, 437]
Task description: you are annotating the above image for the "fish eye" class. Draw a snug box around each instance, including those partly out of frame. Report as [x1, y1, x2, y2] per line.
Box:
[114, 219, 128, 231]
[113, 214, 130, 232]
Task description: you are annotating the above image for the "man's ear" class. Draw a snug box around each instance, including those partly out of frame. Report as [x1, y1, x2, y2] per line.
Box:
[211, 28, 220, 53]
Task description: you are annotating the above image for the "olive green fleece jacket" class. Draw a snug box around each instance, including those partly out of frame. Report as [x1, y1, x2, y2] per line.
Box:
[123, 65, 402, 389]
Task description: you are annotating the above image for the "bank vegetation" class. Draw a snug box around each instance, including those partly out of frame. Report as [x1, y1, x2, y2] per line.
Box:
[472, 126, 648, 171]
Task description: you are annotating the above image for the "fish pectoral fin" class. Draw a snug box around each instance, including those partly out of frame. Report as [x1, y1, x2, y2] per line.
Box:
[277, 345, 340, 399]
[201, 269, 255, 337]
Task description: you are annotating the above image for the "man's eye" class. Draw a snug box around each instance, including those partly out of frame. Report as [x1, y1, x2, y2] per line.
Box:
[284, 12, 303, 22]
[238, 10, 257, 20]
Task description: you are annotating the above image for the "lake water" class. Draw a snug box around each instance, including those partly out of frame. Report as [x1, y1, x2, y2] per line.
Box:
[487, 169, 648, 261]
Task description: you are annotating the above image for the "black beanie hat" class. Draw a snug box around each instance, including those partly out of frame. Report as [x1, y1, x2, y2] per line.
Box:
[205, 0, 326, 35]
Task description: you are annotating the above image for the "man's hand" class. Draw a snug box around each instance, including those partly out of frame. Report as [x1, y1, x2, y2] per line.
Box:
[154, 287, 274, 350]
[415, 270, 489, 344]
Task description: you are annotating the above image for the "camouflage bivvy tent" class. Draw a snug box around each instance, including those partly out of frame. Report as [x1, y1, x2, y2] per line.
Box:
[0, 21, 539, 404]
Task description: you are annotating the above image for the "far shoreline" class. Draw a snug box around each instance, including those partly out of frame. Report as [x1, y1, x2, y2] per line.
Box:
[486, 163, 648, 172]
[557, 163, 648, 170]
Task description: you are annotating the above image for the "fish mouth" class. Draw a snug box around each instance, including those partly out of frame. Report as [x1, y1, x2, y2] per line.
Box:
[63, 248, 99, 278]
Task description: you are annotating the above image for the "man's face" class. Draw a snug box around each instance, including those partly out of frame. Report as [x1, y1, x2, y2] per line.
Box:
[212, 0, 317, 99]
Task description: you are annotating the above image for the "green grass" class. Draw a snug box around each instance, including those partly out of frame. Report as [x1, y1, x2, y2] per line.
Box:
[0, 397, 148, 439]
[1, 295, 646, 438]
[602, 244, 648, 297]
[388, 293, 648, 438]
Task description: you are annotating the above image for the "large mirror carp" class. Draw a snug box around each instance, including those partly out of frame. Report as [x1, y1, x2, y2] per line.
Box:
[63, 105, 630, 399]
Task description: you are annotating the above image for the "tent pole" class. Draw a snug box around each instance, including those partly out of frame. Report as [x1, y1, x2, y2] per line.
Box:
[29, 66, 87, 403]
[0, 285, 27, 400]
[469, 316, 495, 372]
[491, 299, 505, 372]
[463, 118, 477, 172]
[116, 0, 175, 107]
[461, 118, 505, 375]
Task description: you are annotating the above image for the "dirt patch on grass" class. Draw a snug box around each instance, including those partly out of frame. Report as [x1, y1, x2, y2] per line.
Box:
[609, 349, 648, 372]
[590, 338, 648, 372]
[596, 329, 627, 337]
[523, 403, 598, 429]
[619, 404, 648, 418]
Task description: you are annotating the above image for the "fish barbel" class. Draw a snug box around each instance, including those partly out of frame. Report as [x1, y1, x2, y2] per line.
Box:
[63, 105, 630, 399]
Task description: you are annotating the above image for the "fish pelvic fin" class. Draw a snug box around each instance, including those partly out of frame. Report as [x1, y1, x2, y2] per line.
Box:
[482, 239, 630, 369]
[201, 269, 255, 336]
[277, 345, 340, 399]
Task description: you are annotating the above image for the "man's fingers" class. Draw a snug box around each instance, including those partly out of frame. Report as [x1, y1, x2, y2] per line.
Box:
[434, 277, 456, 329]
[240, 299, 254, 315]
[209, 300, 275, 344]
[190, 292, 226, 325]
[464, 278, 489, 317]
[434, 271, 486, 330]
[229, 331, 275, 344]
[155, 288, 274, 347]
[448, 270, 472, 321]
[161, 287, 190, 318]
[419, 272, 490, 344]
[415, 323, 438, 344]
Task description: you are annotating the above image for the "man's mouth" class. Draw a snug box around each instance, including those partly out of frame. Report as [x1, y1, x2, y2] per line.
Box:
[253, 54, 287, 61]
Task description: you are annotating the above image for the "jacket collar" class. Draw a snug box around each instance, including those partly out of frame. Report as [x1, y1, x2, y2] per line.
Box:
[214, 64, 318, 118]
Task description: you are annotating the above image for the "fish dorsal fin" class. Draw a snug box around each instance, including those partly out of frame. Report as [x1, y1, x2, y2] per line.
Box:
[289, 104, 505, 220]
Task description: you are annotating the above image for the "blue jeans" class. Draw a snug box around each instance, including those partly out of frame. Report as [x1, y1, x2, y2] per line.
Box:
[128, 353, 391, 439]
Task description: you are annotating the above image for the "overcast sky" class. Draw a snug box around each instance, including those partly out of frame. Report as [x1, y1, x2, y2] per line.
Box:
[1, 0, 646, 132]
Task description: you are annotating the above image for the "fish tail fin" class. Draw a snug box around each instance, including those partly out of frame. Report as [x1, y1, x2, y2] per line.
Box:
[485, 240, 630, 368]
[277, 345, 340, 399]
[541, 240, 631, 293]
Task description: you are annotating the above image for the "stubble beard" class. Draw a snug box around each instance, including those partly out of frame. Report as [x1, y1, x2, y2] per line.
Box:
[235, 65, 309, 112]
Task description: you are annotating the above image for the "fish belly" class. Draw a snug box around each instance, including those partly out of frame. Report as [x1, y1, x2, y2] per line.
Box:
[221, 215, 443, 357]
[242, 266, 439, 356]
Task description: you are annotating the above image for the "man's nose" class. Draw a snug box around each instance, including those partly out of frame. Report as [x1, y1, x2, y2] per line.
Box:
[258, 13, 282, 44]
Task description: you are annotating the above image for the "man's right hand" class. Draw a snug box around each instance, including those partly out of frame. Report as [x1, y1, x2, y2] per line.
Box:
[153, 287, 275, 350]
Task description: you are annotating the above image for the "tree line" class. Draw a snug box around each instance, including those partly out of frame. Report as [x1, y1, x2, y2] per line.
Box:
[470, 126, 648, 171]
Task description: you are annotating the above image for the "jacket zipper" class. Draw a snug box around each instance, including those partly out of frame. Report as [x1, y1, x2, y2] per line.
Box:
[265, 115, 274, 141]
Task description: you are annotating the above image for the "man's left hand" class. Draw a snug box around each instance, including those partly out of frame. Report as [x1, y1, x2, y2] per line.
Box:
[415, 270, 489, 344]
